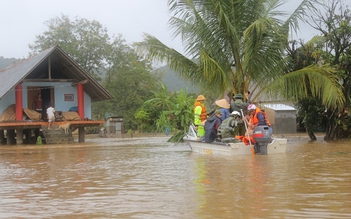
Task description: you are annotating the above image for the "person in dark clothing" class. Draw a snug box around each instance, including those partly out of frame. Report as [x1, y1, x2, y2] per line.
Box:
[230, 93, 248, 114]
[230, 93, 247, 135]
[204, 109, 222, 143]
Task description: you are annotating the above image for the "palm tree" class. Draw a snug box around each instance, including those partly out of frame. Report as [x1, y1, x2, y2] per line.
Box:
[136, 0, 344, 109]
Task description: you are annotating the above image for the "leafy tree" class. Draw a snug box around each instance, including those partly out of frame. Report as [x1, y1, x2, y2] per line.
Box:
[302, 0, 351, 140]
[136, 0, 343, 110]
[286, 39, 328, 140]
[138, 83, 195, 141]
[29, 15, 161, 131]
[134, 99, 166, 133]
[29, 14, 111, 80]
[100, 46, 161, 130]
[135, 109, 150, 133]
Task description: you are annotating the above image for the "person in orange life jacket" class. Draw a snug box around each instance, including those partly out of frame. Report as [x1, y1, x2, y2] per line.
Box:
[194, 95, 207, 139]
[215, 98, 230, 121]
[247, 104, 272, 135]
[204, 109, 222, 143]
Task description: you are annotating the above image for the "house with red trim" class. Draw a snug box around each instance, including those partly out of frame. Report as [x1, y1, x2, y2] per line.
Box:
[0, 45, 113, 144]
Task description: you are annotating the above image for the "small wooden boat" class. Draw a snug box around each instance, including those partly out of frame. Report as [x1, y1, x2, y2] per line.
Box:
[183, 124, 287, 156]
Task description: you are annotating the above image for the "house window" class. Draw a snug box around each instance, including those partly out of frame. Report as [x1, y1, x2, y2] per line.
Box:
[64, 94, 74, 101]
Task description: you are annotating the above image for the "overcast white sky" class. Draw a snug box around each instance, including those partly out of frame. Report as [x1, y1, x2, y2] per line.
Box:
[1, 0, 318, 59]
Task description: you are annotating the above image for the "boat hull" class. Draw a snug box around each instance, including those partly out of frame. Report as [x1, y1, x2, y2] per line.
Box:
[184, 138, 287, 156]
[183, 124, 287, 156]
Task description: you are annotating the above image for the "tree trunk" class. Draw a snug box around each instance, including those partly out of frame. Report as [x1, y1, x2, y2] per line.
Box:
[307, 128, 317, 140]
[324, 119, 336, 140]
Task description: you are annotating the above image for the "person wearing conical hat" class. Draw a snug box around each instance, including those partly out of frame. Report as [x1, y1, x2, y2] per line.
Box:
[215, 98, 230, 121]
[194, 95, 207, 139]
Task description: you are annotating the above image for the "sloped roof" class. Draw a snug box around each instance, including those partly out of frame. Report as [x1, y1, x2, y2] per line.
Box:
[265, 104, 296, 111]
[0, 45, 113, 102]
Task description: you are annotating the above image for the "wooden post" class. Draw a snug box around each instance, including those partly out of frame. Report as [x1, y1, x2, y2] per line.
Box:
[16, 128, 23, 144]
[15, 84, 23, 120]
[78, 127, 85, 142]
[7, 129, 15, 145]
[0, 130, 5, 145]
[77, 83, 85, 119]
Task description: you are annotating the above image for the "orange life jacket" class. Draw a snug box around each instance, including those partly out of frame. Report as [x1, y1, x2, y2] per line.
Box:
[250, 107, 271, 127]
[235, 135, 256, 145]
[194, 101, 207, 122]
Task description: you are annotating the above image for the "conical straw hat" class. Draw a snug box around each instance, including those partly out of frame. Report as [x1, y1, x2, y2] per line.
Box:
[215, 99, 230, 109]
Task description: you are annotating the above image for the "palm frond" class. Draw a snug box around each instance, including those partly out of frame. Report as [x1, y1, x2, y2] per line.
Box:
[261, 64, 344, 108]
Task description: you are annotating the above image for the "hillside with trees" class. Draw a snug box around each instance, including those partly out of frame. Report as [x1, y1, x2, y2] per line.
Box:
[0, 57, 19, 70]
[157, 65, 199, 93]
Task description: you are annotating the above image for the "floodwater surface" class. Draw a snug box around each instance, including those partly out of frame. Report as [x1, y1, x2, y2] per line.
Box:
[0, 136, 350, 218]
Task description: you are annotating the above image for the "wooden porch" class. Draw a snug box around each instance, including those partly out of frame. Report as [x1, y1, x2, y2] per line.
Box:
[0, 120, 105, 145]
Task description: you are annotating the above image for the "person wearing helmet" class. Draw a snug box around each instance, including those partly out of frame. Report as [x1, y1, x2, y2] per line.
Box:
[217, 110, 242, 142]
[194, 94, 207, 140]
[247, 103, 272, 135]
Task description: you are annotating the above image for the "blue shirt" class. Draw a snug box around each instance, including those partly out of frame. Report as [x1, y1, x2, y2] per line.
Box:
[220, 108, 230, 121]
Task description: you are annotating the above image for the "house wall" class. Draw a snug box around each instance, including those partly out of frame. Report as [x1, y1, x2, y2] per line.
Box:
[0, 82, 92, 119]
[0, 88, 16, 113]
[84, 92, 91, 119]
[265, 107, 296, 134]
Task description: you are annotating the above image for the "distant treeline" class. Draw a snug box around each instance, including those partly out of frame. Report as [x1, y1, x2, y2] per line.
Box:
[0, 56, 19, 70]
[0, 56, 198, 93]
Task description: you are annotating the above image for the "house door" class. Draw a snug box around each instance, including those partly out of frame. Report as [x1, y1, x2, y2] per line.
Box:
[27, 87, 41, 110]
[27, 86, 55, 120]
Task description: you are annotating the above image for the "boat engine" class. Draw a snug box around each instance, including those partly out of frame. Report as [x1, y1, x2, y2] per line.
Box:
[252, 126, 271, 154]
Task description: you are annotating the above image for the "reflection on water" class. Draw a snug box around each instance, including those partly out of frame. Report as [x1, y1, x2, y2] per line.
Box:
[0, 137, 350, 218]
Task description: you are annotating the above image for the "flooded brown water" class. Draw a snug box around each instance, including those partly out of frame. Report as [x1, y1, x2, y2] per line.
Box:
[0, 136, 350, 218]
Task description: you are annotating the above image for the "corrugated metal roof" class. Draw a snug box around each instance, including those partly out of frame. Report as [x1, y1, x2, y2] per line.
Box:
[0, 45, 113, 102]
[0, 47, 53, 98]
[264, 103, 296, 111]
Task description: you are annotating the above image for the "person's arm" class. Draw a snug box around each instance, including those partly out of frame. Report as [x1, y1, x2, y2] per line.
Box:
[229, 118, 236, 130]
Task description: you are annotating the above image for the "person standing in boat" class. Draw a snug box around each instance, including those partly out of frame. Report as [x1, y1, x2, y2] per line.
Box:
[217, 111, 242, 142]
[247, 104, 272, 135]
[245, 91, 251, 104]
[230, 93, 248, 114]
[204, 109, 222, 143]
[215, 98, 230, 121]
[194, 95, 207, 140]
[230, 93, 248, 136]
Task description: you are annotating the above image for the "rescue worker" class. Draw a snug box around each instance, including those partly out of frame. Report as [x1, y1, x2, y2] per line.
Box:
[217, 111, 242, 143]
[230, 93, 248, 114]
[229, 93, 247, 136]
[247, 104, 272, 135]
[194, 94, 207, 140]
[204, 109, 222, 143]
[215, 98, 230, 121]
